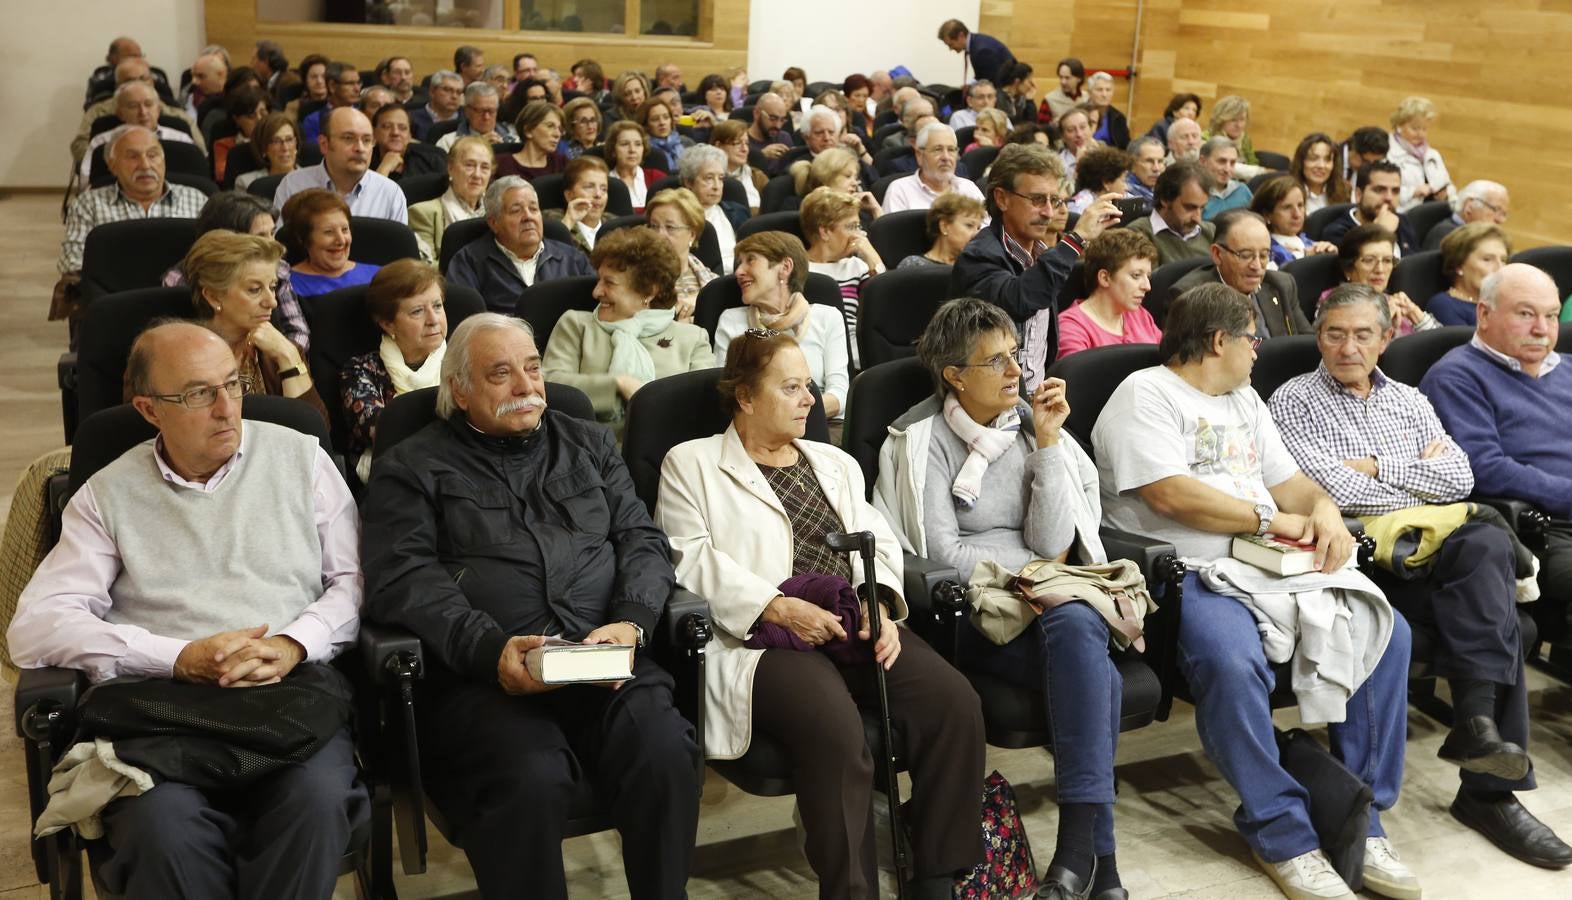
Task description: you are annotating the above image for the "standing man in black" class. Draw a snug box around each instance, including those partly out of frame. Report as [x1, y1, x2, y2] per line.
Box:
[938, 19, 1017, 88]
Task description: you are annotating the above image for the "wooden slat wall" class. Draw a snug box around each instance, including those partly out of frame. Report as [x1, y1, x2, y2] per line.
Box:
[204, 0, 747, 95]
[982, 0, 1572, 247]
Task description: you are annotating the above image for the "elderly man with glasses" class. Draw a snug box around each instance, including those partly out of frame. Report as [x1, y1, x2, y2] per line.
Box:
[1173, 208, 1311, 338]
[952, 143, 1118, 390]
[435, 81, 518, 150]
[8, 320, 366, 900]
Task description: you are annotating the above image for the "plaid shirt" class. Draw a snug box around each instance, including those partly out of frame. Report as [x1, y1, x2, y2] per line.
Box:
[1268, 362, 1474, 515]
[59, 182, 207, 274]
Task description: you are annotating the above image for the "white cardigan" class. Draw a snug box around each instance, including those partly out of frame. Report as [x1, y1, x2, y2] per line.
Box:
[655, 425, 907, 759]
[1386, 138, 1452, 213]
[713, 304, 850, 414]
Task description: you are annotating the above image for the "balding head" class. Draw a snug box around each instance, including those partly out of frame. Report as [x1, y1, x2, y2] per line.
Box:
[115, 81, 159, 129]
[1457, 179, 1510, 225]
[1476, 263, 1560, 374]
[128, 322, 246, 480]
[191, 53, 228, 95]
[115, 57, 152, 85]
[891, 86, 920, 116]
[108, 37, 143, 66]
[753, 93, 789, 135]
[320, 107, 373, 181]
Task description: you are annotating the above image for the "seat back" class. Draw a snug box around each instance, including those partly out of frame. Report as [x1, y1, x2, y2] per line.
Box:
[1045, 343, 1163, 455]
[1511, 245, 1572, 299]
[1305, 203, 1354, 241]
[692, 272, 845, 342]
[246, 173, 286, 202]
[526, 173, 635, 218]
[873, 145, 915, 177]
[1247, 171, 1281, 193]
[1145, 257, 1211, 327]
[399, 172, 449, 206]
[68, 395, 333, 498]
[952, 125, 975, 149]
[621, 368, 830, 514]
[1389, 250, 1445, 306]
[1405, 201, 1453, 245]
[1376, 325, 1473, 387]
[1250, 334, 1321, 403]
[1282, 253, 1343, 322]
[373, 383, 595, 458]
[856, 267, 952, 369]
[439, 217, 492, 273]
[866, 209, 928, 270]
[843, 357, 934, 499]
[348, 217, 421, 266]
[872, 122, 905, 145]
[222, 143, 262, 189]
[79, 219, 198, 302]
[515, 275, 598, 349]
[76, 287, 195, 425]
[1254, 150, 1290, 171]
[959, 145, 999, 180]
[760, 174, 797, 214]
[736, 210, 805, 243]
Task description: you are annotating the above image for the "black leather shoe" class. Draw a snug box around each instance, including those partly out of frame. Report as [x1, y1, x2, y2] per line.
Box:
[1037, 863, 1095, 900]
[1451, 789, 1572, 869]
[1438, 716, 1531, 781]
[1090, 889, 1129, 900]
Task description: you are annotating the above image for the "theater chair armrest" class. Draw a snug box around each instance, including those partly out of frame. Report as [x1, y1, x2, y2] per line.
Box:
[358, 621, 425, 687]
[659, 588, 713, 653]
[1099, 527, 1184, 587]
[1100, 527, 1185, 722]
[1473, 496, 1551, 544]
[901, 552, 966, 659]
[15, 666, 87, 886]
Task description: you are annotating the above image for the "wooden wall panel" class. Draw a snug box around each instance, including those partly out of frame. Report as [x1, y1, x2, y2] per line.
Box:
[204, 0, 748, 93]
[984, 0, 1572, 247]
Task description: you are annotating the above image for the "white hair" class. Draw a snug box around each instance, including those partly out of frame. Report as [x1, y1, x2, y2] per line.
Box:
[430, 69, 462, 89]
[1452, 179, 1507, 214]
[1087, 71, 1114, 88]
[915, 122, 954, 150]
[1478, 263, 1555, 311]
[483, 176, 533, 219]
[800, 105, 840, 137]
[105, 124, 157, 160]
[1200, 135, 1237, 159]
[437, 313, 534, 419]
[679, 143, 728, 184]
[464, 81, 499, 103]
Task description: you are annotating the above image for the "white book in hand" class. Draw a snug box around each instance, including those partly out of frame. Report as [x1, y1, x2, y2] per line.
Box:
[524, 638, 635, 684]
[1232, 534, 1320, 577]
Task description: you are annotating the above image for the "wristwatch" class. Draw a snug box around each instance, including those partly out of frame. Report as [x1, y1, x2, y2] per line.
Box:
[618, 620, 647, 648]
[1253, 503, 1275, 537]
[277, 365, 304, 380]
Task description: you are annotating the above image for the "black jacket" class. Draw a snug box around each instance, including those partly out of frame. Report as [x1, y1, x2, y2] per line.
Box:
[1099, 107, 1131, 154]
[1172, 265, 1313, 337]
[951, 217, 1084, 374]
[1320, 207, 1419, 257]
[363, 411, 674, 682]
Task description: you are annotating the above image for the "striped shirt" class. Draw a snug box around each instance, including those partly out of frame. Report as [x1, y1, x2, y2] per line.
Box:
[59, 183, 207, 274]
[1267, 362, 1474, 515]
[809, 256, 873, 367]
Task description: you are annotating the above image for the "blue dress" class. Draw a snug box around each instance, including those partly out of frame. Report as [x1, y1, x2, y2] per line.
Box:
[1426, 291, 1478, 327]
[289, 264, 381, 298]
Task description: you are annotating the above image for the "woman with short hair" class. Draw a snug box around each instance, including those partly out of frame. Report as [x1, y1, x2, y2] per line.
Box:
[610, 71, 649, 122]
[1205, 95, 1262, 178]
[604, 120, 665, 212]
[281, 189, 380, 298]
[542, 228, 712, 436]
[233, 113, 299, 190]
[1289, 132, 1350, 215]
[1068, 146, 1131, 214]
[645, 188, 716, 319]
[709, 119, 766, 214]
[1429, 222, 1511, 327]
[340, 259, 448, 480]
[548, 155, 612, 254]
[556, 96, 601, 161]
[897, 192, 986, 269]
[696, 73, 734, 121]
[1145, 92, 1200, 146]
[967, 108, 1010, 153]
[1330, 223, 1438, 335]
[801, 187, 885, 365]
[1057, 229, 1163, 357]
[636, 97, 691, 171]
[407, 136, 493, 263]
[1251, 175, 1337, 266]
[496, 100, 568, 180]
[790, 147, 881, 223]
[1387, 96, 1453, 212]
[680, 144, 747, 272]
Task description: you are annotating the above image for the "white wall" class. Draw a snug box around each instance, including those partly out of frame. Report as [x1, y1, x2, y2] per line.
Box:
[0, 1, 205, 188]
[746, 1, 980, 89]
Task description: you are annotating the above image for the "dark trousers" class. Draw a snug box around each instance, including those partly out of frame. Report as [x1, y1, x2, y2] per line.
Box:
[94, 727, 366, 900]
[750, 629, 985, 900]
[418, 654, 700, 900]
[1537, 521, 1572, 640]
[1382, 521, 1534, 792]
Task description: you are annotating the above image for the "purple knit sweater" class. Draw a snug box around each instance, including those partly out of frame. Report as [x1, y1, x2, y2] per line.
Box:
[1420, 344, 1572, 519]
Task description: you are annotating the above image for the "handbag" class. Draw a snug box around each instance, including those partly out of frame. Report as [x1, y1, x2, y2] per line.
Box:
[953, 770, 1037, 899]
[1276, 727, 1370, 891]
[967, 558, 1155, 650]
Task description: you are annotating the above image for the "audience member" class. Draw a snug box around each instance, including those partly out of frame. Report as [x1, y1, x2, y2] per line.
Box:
[654, 62, 684, 91]
[1124, 135, 1165, 203]
[1250, 175, 1335, 266]
[453, 45, 485, 85]
[1068, 145, 1132, 215]
[78, 81, 199, 184]
[713, 232, 849, 418]
[1387, 96, 1452, 212]
[83, 36, 172, 107]
[435, 82, 517, 150]
[1058, 229, 1163, 357]
[9, 319, 364, 899]
[359, 85, 393, 121]
[408, 70, 463, 141]
[897, 192, 986, 269]
[570, 59, 610, 105]
[799, 105, 872, 179]
[951, 143, 1117, 389]
[1427, 180, 1510, 248]
[1319, 161, 1417, 254]
[1204, 95, 1262, 179]
[408, 136, 493, 263]
[948, 80, 999, 130]
[1085, 72, 1129, 150]
[362, 313, 701, 899]
[548, 156, 612, 254]
[558, 96, 602, 160]
[697, 73, 734, 121]
[369, 104, 445, 182]
[969, 108, 1011, 152]
[939, 18, 1017, 87]
[1329, 223, 1436, 336]
[709, 119, 767, 213]
[208, 86, 270, 183]
[542, 228, 710, 434]
[274, 107, 407, 223]
[493, 101, 568, 182]
[1342, 126, 1390, 182]
[1055, 106, 1097, 179]
[300, 61, 361, 146]
[482, 64, 510, 96]
[637, 98, 691, 171]
[1043, 57, 1088, 122]
[1269, 282, 1567, 875]
[380, 55, 415, 104]
[802, 187, 885, 363]
[500, 76, 549, 125]
[1428, 223, 1512, 327]
[645, 188, 717, 319]
[656, 327, 984, 898]
[1145, 92, 1200, 146]
[604, 121, 663, 213]
[280, 189, 380, 302]
[73, 57, 204, 167]
[1127, 160, 1214, 266]
[1200, 136, 1252, 219]
[749, 93, 797, 166]
[1092, 283, 1413, 900]
[447, 177, 592, 312]
[681, 144, 746, 273]
[183, 51, 229, 124]
[1290, 132, 1350, 215]
[58, 126, 206, 277]
[1166, 116, 1203, 163]
[884, 123, 985, 213]
[1173, 209, 1312, 337]
[234, 112, 299, 190]
[610, 71, 651, 123]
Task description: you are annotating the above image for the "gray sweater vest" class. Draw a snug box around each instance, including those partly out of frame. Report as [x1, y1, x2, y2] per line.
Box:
[93, 421, 323, 641]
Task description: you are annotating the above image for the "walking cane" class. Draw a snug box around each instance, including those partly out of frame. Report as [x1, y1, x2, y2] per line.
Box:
[825, 530, 910, 899]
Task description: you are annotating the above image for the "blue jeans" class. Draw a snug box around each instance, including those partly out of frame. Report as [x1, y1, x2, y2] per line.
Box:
[1178, 571, 1411, 863]
[957, 601, 1122, 856]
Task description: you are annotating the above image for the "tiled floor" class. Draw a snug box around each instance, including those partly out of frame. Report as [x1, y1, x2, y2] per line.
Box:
[1, 193, 1570, 898]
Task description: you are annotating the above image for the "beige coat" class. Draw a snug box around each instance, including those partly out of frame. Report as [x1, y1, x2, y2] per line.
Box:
[655, 427, 907, 759]
[541, 310, 713, 428]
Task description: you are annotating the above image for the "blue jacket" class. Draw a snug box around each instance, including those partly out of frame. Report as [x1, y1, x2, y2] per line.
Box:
[446, 237, 594, 314]
[968, 33, 1017, 86]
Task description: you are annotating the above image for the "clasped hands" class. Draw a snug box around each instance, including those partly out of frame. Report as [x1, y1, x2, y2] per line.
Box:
[173, 625, 305, 688]
[761, 593, 902, 669]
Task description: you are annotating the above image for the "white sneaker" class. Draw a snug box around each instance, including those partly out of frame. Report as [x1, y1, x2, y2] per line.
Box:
[1252, 848, 1355, 900]
[1362, 837, 1421, 899]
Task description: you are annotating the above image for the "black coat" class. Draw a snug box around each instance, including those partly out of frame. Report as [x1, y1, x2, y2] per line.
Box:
[363, 412, 675, 681]
[951, 217, 1083, 374]
[445, 237, 594, 313]
[1099, 107, 1131, 153]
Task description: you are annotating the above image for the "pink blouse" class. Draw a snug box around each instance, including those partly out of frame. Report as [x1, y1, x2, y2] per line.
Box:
[1057, 301, 1164, 358]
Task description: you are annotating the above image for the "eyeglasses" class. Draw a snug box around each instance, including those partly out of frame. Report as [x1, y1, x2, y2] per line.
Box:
[148, 376, 252, 409]
[1233, 332, 1264, 351]
[1217, 245, 1273, 265]
[650, 223, 691, 236]
[1356, 254, 1397, 269]
[1469, 198, 1507, 217]
[1005, 189, 1068, 211]
[572, 116, 599, 127]
[955, 348, 1024, 374]
[268, 134, 297, 146]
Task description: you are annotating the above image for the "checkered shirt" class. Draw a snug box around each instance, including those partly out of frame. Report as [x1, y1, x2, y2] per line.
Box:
[59, 183, 207, 274]
[760, 456, 852, 582]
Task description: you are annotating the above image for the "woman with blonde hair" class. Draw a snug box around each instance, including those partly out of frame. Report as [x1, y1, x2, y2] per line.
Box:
[897, 192, 986, 269]
[966, 108, 1010, 153]
[801, 187, 884, 367]
[1205, 95, 1263, 179]
[1387, 96, 1453, 212]
[645, 188, 717, 319]
[610, 71, 650, 121]
[791, 147, 882, 222]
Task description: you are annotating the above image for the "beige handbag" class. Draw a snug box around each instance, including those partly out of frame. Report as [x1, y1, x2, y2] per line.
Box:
[966, 558, 1157, 650]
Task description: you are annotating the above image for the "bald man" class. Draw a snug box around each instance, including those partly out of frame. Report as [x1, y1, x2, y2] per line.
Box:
[74, 57, 202, 165]
[83, 36, 173, 107]
[183, 51, 229, 122]
[273, 107, 409, 223]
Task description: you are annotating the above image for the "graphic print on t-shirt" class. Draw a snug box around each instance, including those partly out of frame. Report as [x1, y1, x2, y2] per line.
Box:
[1191, 416, 1264, 500]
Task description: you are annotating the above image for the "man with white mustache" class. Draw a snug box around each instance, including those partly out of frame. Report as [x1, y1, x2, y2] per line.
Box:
[361, 313, 701, 900]
[58, 125, 206, 276]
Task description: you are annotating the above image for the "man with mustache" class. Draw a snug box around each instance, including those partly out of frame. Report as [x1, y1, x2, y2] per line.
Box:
[446, 176, 593, 313]
[272, 106, 408, 224]
[58, 125, 206, 276]
[1423, 266, 1572, 783]
[361, 313, 701, 900]
[9, 321, 366, 898]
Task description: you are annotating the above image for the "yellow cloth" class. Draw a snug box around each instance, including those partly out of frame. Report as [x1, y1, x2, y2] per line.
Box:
[0, 447, 71, 677]
[1359, 502, 1473, 573]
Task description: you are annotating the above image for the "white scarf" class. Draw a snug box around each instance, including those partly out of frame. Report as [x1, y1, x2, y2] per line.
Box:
[595, 308, 675, 385]
[379, 334, 446, 395]
[942, 393, 1020, 510]
[439, 188, 483, 228]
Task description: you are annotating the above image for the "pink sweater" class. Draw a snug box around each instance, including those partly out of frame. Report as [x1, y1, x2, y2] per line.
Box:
[1057, 301, 1164, 358]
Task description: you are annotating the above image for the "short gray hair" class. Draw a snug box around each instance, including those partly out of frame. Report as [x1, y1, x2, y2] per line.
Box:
[1476, 264, 1555, 311]
[915, 122, 954, 150]
[483, 176, 532, 220]
[1453, 179, 1507, 215]
[464, 81, 499, 103]
[800, 105, 840, 137]
[915, 297, 1016, 397]
[430, 69, 462, 89]
[679, 143, 728, 185]
[1087, 71, 1114, 89]
[114, 80, 154, 103]
[964, 80, 994, 100]
[1199, 135, 1236, 159]
[437, 313, 535, 419]
[105, 124, 156, 160]
[1127, 135, 1164, 157]
[1314, 283, 1392, 332]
